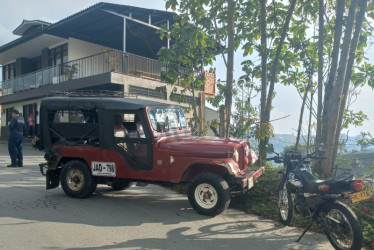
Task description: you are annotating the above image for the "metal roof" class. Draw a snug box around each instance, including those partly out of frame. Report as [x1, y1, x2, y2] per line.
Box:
[40, 96, 169, 111]
[0, 2, 176, 58]
[13, 20, 52, 36]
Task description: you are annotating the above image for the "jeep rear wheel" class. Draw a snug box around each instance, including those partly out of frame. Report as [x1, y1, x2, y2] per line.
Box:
[110, 180, 133, 190]
[60, 160, 97, 198]
[188, 173, 231, 216]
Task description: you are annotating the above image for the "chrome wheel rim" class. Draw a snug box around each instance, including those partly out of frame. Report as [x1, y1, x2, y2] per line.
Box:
[194, 183, 218, 209]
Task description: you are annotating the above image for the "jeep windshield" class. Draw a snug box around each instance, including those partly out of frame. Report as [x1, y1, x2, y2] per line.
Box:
[148, 107, 187, 133]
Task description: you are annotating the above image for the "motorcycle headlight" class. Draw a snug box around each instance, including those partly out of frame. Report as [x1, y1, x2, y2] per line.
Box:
[244, 145, 250, 156]
[233, 149, 239, 163]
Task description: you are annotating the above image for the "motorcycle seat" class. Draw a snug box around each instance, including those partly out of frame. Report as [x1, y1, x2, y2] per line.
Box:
[300, 171, 329, 193]
[300, 170, 353, 193]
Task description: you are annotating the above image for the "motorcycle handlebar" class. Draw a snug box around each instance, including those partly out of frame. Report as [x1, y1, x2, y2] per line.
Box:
[267, 153, 326, 163]
[314, 156, 327, 160]
[266, 157, 284, 163]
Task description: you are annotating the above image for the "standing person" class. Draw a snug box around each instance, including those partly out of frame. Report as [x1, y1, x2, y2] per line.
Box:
[7, 109, 25, 168]
[28, 113, 34, 137]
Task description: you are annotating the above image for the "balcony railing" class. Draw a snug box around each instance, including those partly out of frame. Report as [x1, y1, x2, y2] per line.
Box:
[0, 50, 188, 96]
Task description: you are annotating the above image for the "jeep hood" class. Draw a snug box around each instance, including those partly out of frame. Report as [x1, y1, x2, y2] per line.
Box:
[157, 136, 245, 158]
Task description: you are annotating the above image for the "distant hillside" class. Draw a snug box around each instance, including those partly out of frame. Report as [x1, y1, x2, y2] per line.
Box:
[264, 133, 374, 154]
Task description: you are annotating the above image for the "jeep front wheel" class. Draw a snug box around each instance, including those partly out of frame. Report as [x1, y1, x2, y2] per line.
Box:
[187, 173, 231, 216]
[60, 160, 97, 198]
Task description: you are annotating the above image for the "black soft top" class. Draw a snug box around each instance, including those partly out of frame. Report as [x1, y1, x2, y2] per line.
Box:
[40, 97, 169, 111]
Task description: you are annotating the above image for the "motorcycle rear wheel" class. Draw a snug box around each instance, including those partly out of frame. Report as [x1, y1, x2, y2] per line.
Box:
[322, 202, 363, 250]
[278, 178, 293, 225]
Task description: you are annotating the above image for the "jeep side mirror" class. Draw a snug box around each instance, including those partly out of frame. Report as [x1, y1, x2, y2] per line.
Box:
[157, 122, 166, 133]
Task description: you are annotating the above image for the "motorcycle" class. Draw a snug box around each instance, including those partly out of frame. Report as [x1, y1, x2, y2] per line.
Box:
[267, 150, 371, 250]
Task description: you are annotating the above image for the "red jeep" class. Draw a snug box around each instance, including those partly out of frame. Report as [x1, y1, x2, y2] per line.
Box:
[39, 96, 264, 216]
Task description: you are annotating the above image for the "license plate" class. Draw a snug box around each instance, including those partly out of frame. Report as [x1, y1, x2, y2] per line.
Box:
[247, 176, 254, 190]
[350, 190, 371, 203]
[91, 161, 116, 177]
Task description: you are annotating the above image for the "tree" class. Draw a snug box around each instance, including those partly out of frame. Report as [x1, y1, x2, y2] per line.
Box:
[158, 22, 217, 135]
[314, 0, 324, 154]
[162, 0, 374, 173]
[257, 0, 297, 163]
[319, 0, 369, 177]
[164, 0, 242, 138]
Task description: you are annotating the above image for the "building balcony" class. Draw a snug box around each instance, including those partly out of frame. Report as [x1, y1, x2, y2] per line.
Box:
[0, 50, 188, 96]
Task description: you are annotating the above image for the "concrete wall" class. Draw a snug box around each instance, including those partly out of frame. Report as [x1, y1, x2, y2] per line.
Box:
[204, 107, 219, 137]
[68, 38, 112, 61]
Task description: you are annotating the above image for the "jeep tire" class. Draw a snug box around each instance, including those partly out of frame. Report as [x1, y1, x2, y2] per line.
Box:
[110, 180, 133, 190]
[60, 160, 97, 198]
[188, 173, 231, 216]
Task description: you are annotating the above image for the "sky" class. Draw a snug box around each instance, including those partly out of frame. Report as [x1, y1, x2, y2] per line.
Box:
[0, 0, 373, 136]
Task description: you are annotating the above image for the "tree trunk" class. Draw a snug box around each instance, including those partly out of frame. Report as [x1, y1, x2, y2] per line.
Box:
[307, 92, 314, 154]
[258, 0, 268, 164]
[314, 0, 324, 155]
[295, 72, 313, 152]
[322, 0, 358, 178]
[224, 0, 235, 138]
[321, 0, 345, 142]
[331, 0, 367, 176]
[265, 0, 297, 119]
[259, 0, 297, 162]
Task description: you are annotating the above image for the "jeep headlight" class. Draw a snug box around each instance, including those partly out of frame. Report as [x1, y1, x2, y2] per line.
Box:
[244, 145, 250, 156]
[233, 149, 239, 163]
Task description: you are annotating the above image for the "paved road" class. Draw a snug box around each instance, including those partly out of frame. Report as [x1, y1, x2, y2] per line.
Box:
[0, 142, 335, 250]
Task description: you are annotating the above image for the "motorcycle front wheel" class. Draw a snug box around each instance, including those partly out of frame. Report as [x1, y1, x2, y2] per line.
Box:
[278, 177, 293, 225]
[322, 202, 363, 250]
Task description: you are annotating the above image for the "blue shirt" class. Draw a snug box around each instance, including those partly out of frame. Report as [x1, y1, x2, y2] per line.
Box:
[9, 116, 25, 137]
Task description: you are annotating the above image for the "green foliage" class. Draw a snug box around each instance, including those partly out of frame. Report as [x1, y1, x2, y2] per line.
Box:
[348, 181, 374, 248]
[234, 167, 280, 218]
[342, 109, 368, 129]
[164, 0, 374, 154]
[335, 155, 351, 169]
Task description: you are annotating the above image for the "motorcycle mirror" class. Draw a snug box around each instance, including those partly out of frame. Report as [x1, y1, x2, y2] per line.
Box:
[318, 143, 327, 152]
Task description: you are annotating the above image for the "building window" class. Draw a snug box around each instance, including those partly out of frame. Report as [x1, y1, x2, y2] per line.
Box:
[2, 63, 16, 80]
[49, 44, 68, 72]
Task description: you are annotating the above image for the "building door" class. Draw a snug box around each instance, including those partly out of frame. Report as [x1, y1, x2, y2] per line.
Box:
[23, 103, 37, 136]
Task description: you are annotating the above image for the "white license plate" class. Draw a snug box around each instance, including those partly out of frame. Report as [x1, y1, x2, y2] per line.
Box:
[247, 176, 254, 190]
[91, 161, 116, 177]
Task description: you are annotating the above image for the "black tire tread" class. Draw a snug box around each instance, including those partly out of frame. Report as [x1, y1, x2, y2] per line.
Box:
[323, 202, 363, 250]
[278, 177, 293, 225]
[60, 160, 97, 199]
[187, 173, 231, 216]
[111, 180, 133, 190]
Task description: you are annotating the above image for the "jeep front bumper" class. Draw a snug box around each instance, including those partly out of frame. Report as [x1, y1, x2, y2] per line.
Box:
[229, 166, 265, 191]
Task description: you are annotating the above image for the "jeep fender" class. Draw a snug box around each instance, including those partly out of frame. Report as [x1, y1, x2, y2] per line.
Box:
[180, 164, 230, 182]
